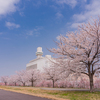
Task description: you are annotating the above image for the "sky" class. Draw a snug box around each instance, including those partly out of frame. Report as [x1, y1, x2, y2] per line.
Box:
[0, 0, 100, 76]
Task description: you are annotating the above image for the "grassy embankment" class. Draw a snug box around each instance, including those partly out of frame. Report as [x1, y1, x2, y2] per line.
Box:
[0, 86, 100, 100]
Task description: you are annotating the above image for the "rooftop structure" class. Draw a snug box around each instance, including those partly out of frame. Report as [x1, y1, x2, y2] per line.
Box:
[26, 47, 51, 71]
[36, 47, 43, 58]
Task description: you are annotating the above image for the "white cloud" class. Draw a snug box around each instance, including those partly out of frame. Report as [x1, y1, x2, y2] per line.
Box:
[19, 12, 24, 16]
[73, 0, 100, 23]
[56, 35, 61, 40]
[33, 1, 41, 7]
[27, 30, 34, 36]
[0, 0, 20, 15]
[0, 32, 3, 35]
[54, 0, 77, 8]
[3, 37, 10, 40]
[26, 26, 43, 36]
[56, 12, 63, 19]
[70, 22, 83, 29]
[6, 22, 20, 29]
[70, 0, 100, 29]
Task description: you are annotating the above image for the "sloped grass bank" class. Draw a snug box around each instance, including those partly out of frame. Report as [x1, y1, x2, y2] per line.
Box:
[0, 86, 100, 100]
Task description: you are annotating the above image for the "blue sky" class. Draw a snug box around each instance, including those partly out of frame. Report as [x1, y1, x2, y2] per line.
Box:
[0, 0, 100, 76]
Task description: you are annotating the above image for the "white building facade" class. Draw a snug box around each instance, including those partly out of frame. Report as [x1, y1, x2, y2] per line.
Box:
[26, 47, 51, 71]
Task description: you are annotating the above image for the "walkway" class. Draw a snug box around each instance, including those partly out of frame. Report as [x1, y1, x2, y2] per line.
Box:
[0, 89, 51, 100]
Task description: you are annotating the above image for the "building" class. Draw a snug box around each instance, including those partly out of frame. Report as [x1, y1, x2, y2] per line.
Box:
[26, 47, 51, 71]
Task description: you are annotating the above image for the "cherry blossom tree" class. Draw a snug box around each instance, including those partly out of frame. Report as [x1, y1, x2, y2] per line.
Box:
[27, 69, 40, 87]
[8, 75, 19, 86]
[44, 63, 63, 88]
[50, 18, 100, 92]
[94, 78, 100, 89]
[0, 76, 9, 85]
[16, 70, 28, 86]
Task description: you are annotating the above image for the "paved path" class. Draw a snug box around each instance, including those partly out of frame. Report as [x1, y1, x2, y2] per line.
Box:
[41, 88, 100, 92]
[0, 89, 51, 100]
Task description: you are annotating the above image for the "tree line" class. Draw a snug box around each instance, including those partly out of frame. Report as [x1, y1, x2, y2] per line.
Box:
[0, 17, 100, 92]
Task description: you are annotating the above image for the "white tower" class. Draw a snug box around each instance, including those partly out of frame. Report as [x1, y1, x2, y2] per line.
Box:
[36, 47, 43, 58]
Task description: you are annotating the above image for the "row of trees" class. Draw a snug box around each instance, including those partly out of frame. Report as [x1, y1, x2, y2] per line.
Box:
[0, 17, 100, 92]
[0, 68, 100, 89]
[0, 63, 66, 88]
[0, 70, 39, 87]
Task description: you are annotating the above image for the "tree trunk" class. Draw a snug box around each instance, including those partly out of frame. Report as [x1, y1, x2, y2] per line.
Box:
[52, 80, 54, 88]
[5, 82, 7, 86]
[15, 82, 16, 86]
[23, 83, 25, 86]
[31, 81, 34, 87]
[89, 75, 94, 92]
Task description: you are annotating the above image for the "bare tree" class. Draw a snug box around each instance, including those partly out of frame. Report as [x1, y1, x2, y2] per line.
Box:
[50, 18, 100, 92]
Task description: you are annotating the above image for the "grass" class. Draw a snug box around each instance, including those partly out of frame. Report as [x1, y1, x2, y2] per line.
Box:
[0, 86, 100, 100]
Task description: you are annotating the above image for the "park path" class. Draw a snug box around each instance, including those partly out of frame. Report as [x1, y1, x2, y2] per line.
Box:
[0, 89, 51, 100]
[41, 88, 100, 92]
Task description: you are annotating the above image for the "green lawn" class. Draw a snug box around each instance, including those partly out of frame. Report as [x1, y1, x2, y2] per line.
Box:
[0, 86, 100, 100]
